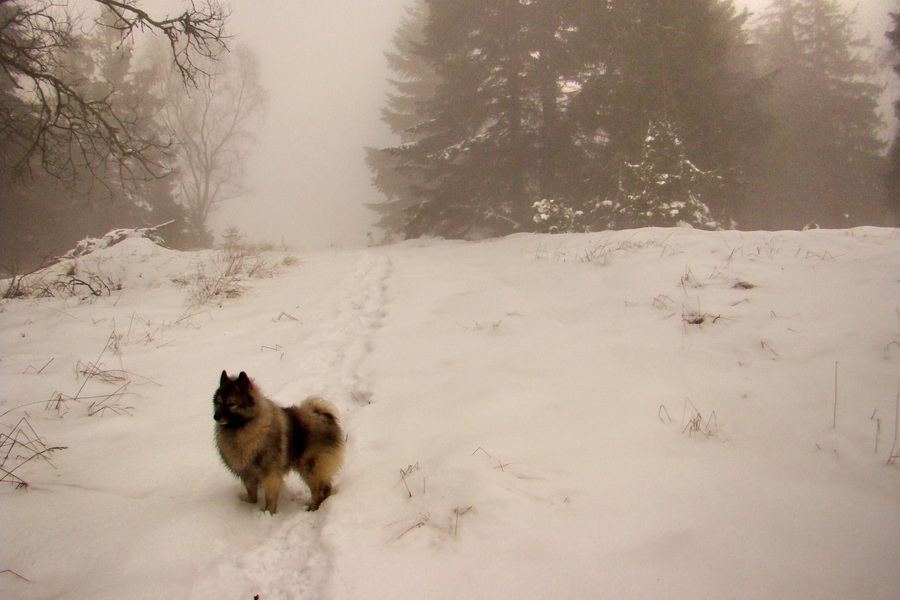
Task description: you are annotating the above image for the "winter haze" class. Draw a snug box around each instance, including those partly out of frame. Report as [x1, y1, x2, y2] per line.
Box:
[205, 1, 896, 247]
[211, 0, 410, 247]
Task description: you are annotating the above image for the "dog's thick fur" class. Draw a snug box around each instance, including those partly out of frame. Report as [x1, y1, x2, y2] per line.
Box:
[213, 370, 344, 513]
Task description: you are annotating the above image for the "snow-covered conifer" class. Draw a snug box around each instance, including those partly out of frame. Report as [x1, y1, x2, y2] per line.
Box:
[611, 121, 719, 230]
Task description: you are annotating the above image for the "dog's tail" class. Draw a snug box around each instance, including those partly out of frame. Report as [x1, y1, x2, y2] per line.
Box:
[300, 395, 340, 427]
[293, 396, 343, 449]
[292, 397, 344, 510]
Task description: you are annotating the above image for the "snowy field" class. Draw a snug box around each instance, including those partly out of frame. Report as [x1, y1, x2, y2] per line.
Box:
[1, 226, 899, 599]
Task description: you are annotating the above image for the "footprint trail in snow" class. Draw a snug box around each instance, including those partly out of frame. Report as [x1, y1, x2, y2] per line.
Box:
[190, 251, 392, 600]
[289, 251, 391, 407]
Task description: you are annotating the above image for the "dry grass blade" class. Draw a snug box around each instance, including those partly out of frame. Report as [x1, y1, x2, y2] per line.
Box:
[658, 405, 674, 424]
[22, 358, 54, 374]
[680, 266, 702, 289]
[177, 249, 267, 308]
[888, 381, 900, 466]
[680, 398, 718, 439]
[75, 361, 157, 387]
[453, 506, 474, 538]
[396, 514, 430, 541]
[399, 463, 421, 498]
[45, 392, 73, 416]
[84, 383, 135, 417]
[77, 361, 128, 384]
[274, 311, 299, 322]
[0, 417, 67, 489]
[0, 569, 32, 583]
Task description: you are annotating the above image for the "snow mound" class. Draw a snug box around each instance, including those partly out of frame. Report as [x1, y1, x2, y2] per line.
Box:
[2, 226, 192, 298]
[59, 226, 170, 260]
[1, 227, 898, 600]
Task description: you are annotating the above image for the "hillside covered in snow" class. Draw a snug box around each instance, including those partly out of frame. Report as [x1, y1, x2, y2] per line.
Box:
[1, 227, 899, 599]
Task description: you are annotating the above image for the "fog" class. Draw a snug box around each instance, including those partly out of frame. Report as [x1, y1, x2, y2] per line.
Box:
[210, 0, 409, 247]
[211, 0, 897, 248]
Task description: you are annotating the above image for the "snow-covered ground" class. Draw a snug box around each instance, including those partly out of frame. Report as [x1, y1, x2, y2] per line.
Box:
[1, 227, 898, 599]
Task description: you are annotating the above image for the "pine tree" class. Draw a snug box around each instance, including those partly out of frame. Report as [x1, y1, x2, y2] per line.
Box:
[748, 0, 886, 228]
[371, 0, 762, 238]
[573, 0, 764, 225]
[886, 10, 900, 220]
[221, 227, 243, 253]
[611, 121, 719, 229]
[386, 0, 606, 239]
[365, 1, 439, 241]
[398, 0, 533, 238]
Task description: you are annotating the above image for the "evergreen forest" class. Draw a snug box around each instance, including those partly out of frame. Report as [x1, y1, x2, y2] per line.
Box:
[367, 0, 899, 240]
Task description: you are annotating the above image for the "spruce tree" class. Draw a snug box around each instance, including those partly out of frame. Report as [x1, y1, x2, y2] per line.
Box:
[574, 0, 764, 226]
[399, 0, 531, 238]
[365, 1, 439, 241]
[371, 0, 762, 238]
[611, 121, 719, 229]
[886, 10, 900, 220]
[386, 0, 606, 239]
[749, 0, 885, 228]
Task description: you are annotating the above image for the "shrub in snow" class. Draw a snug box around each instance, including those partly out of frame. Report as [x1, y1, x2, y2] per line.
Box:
[610, 121, 720, 230]
[175, 245, 282, 308]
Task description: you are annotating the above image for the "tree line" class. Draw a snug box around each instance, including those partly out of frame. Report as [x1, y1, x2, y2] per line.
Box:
[368, 0, 899, 240]
[0, 0, 264, 274]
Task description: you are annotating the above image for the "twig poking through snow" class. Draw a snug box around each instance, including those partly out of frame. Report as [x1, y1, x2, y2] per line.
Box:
[0, 569, 32, 583]
[874, 414, 881, 455]
[760, 340, 779, 357]
[399, 463, 421, 498]
[658, 405, 674, 424]
[453, 506, 474, 538]
[888, 381, 900, 466]
[833, 361, 839, 430]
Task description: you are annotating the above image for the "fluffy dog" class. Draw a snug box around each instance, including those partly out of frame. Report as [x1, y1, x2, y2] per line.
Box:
[213, 371, 344, 513]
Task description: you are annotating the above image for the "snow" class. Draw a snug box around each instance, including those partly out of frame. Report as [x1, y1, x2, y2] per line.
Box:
[6, 229, 189, 298]
[2, 227, 899, 599]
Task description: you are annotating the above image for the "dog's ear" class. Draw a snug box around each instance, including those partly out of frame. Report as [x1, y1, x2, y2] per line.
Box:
[220, 370, 229, 385]
[237, 371, 251, 391]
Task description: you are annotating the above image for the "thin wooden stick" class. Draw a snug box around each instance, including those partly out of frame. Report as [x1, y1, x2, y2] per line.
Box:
[832, 361, 839, 429]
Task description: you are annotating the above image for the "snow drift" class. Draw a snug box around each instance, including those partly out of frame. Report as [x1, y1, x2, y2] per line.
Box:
[1, 227, 898, 600]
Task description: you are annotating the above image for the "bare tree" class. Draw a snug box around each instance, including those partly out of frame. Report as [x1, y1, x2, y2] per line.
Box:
[0, 0, 229, 186]
[163, 45, 266, 245]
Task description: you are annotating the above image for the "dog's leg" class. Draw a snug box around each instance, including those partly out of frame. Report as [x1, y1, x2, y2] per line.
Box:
[308, 482, 332, 511]
[261, 473, 283, 514]
[300, 455, 334, 511]
[241, 475, 259, 504]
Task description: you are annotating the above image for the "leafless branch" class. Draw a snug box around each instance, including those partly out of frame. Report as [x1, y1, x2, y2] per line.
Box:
[0, 0, 229, 188]
[94, 0, 230, 85]
[164, 45, 266, 239]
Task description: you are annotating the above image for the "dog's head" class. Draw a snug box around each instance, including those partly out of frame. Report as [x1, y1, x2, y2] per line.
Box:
[213, 370, 257, 427]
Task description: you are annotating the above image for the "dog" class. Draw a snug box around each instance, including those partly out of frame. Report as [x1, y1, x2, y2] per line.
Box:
[213, 370, 344, 513]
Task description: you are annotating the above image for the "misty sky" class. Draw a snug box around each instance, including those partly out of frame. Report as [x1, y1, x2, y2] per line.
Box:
[210, 0, 897, 247]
